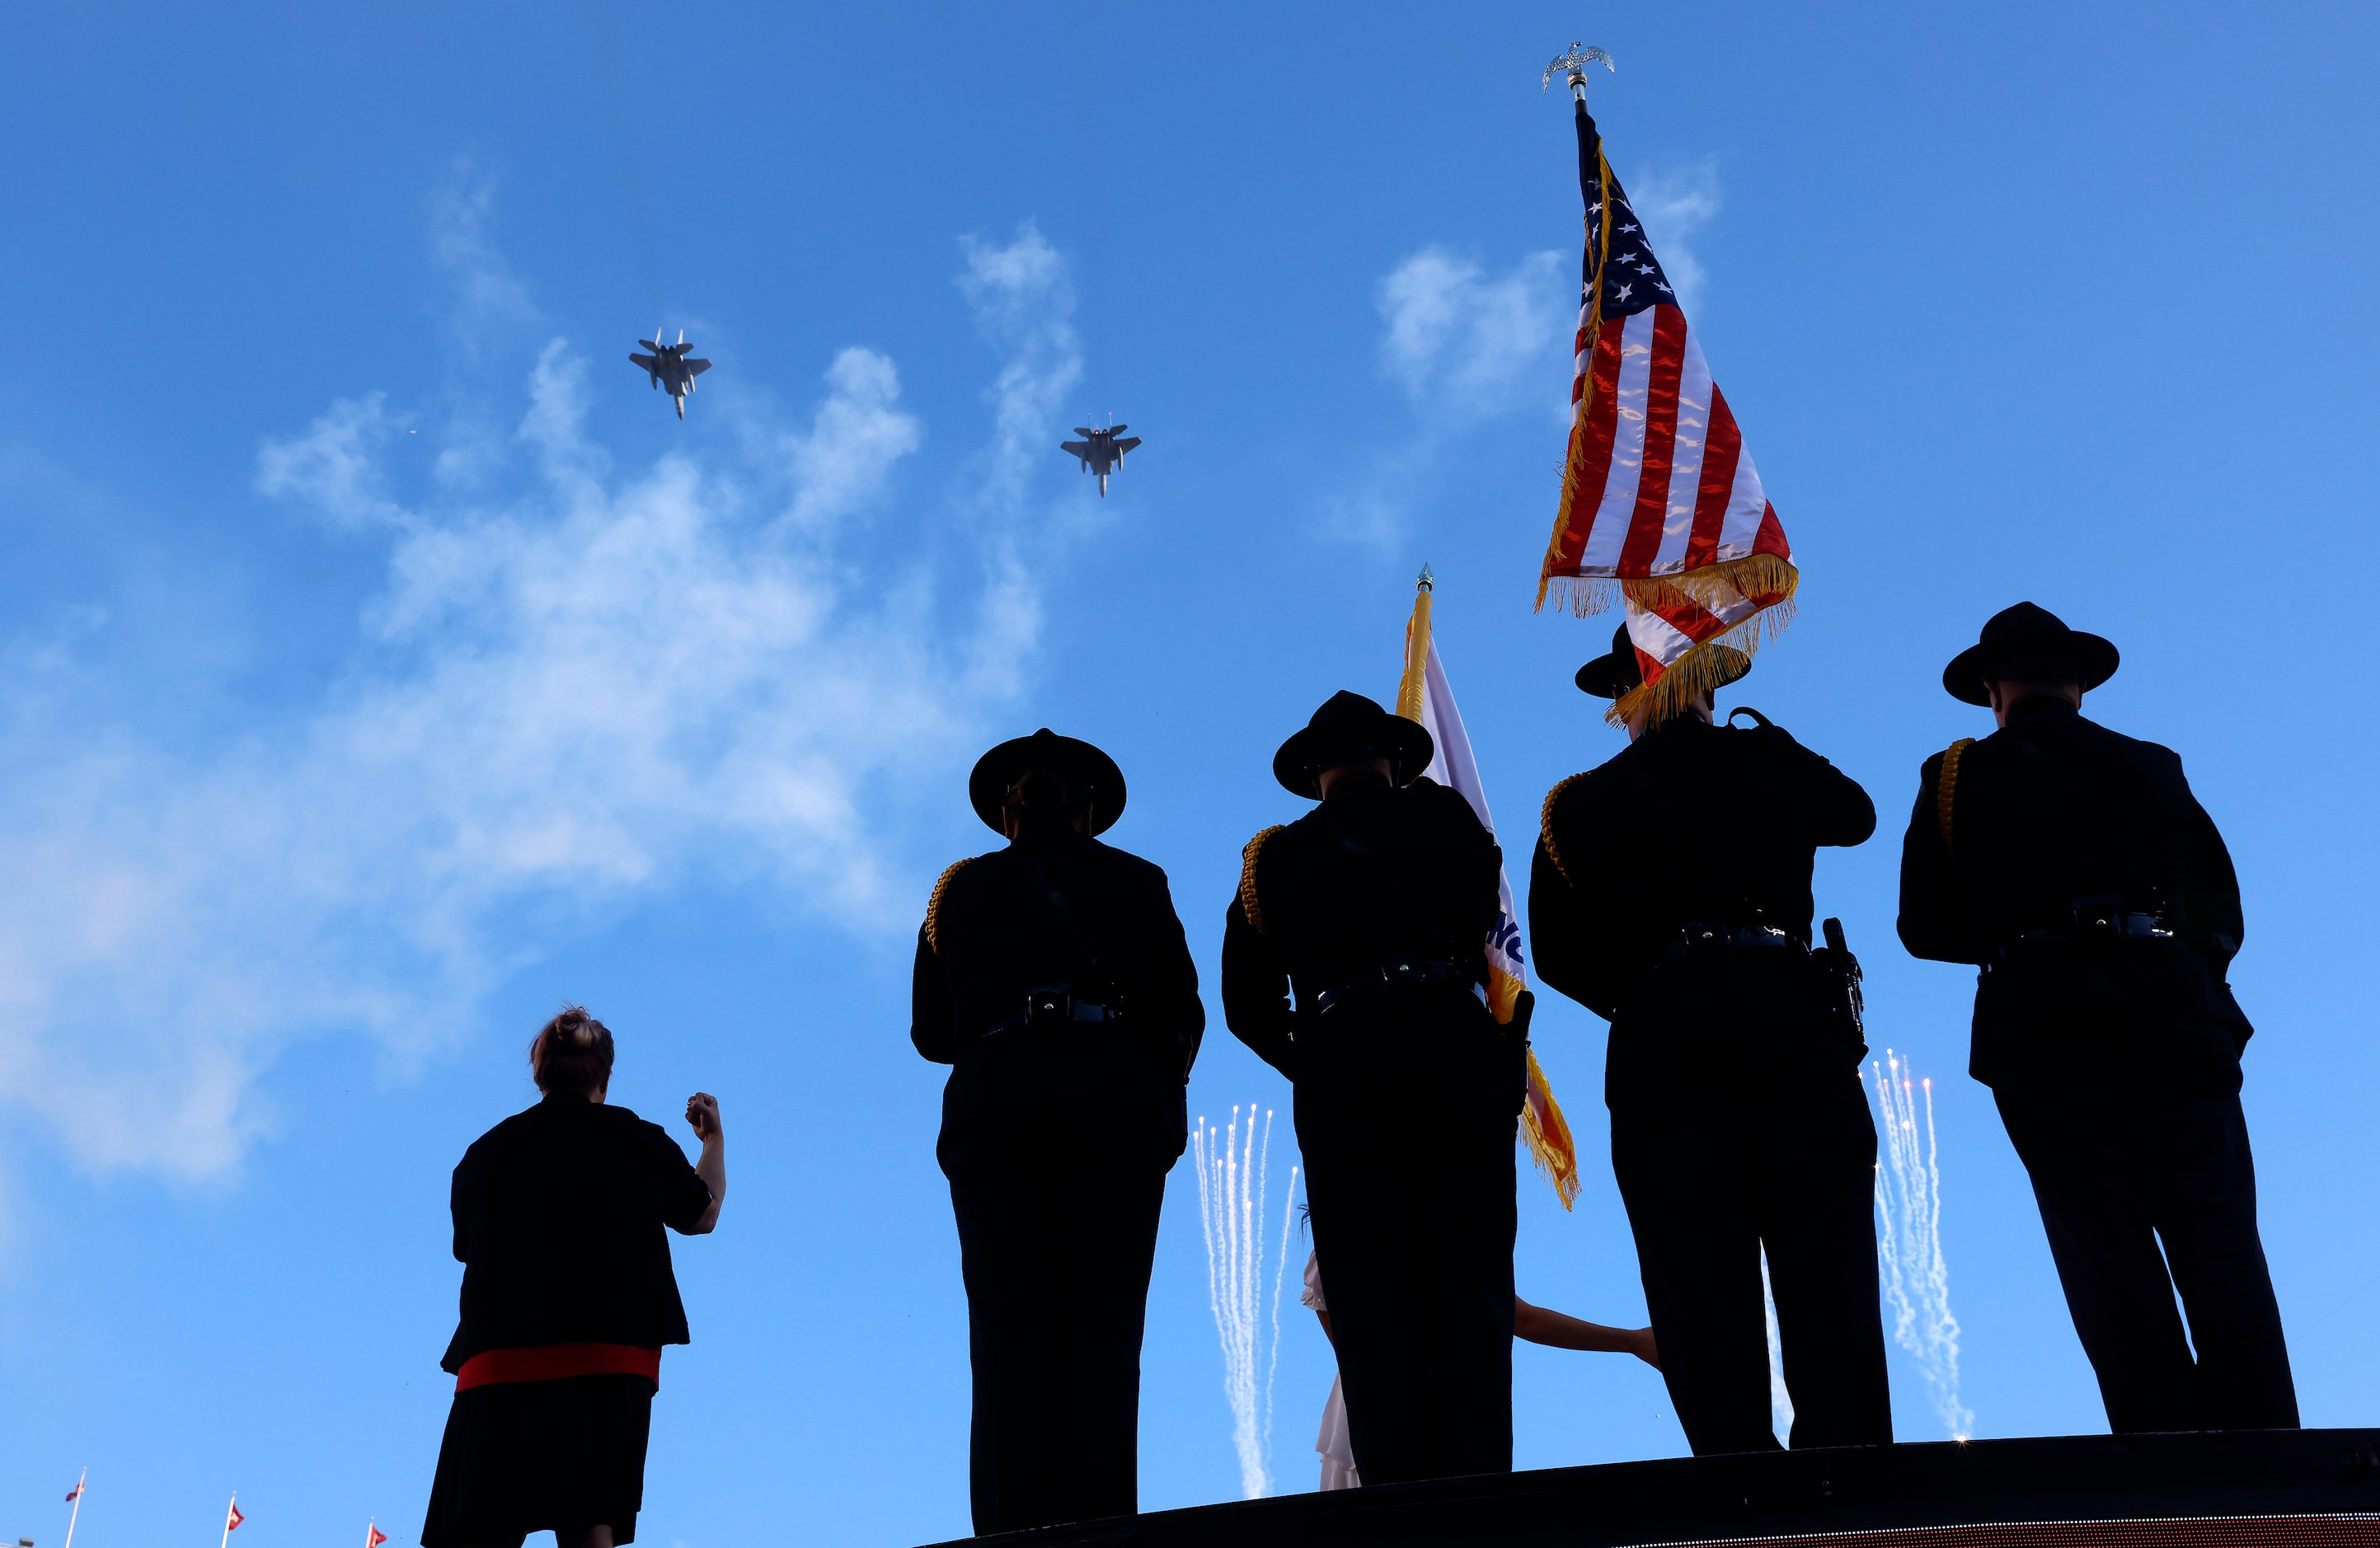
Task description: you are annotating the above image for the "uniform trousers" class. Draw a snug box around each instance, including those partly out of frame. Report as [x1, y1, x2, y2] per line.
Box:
[945, 1126, 1170, 1536]
[1608, 965, 1891, 1456]
[1295, 989, 1522, 1485]
[1994, 1076, 2297, 1432]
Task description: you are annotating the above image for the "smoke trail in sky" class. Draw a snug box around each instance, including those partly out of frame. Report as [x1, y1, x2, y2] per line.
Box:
[1266, 1169, 1297, 1465]
[1191, 1106, 1298, 1499]
[1870, 1050, 1975, 1439]
[1760, 1249, 1794, 1440]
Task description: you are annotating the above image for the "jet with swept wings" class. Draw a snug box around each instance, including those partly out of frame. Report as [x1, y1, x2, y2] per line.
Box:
[1059, 423, 1142, 495]
[628, 328, 712, 419]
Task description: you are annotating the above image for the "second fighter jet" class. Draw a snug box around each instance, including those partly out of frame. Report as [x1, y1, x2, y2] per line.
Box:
[1059, 423, 1141, 495]
[629, 329, 712, 419]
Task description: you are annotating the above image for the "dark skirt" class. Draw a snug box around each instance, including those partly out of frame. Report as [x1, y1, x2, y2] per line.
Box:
[421, 1374, 655, 1547]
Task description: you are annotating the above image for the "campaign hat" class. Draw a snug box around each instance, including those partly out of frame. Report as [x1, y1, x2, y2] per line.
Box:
[1941, 602, 2119, 706]
[968, 728, 1127, 836]
[1271, 691, 1434, 800]
[1573, 622, 1750, 701]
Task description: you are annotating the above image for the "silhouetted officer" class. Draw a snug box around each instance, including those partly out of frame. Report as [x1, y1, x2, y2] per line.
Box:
[912, 729, 1205, 1534]
[1899, 603, 2297, 1432]
[1222, 691, 1520, 1485]
[1530, 628, 1889, 1456]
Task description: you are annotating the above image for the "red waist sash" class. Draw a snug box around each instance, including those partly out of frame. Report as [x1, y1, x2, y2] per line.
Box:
[454, 1343, 661, 1393]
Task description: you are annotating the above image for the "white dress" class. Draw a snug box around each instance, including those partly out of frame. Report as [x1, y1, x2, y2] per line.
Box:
[1301, 1249, 1361, 1490]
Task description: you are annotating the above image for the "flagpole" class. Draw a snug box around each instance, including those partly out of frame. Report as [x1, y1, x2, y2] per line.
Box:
[364, 1518, 375, 1548]
[62, 1471, 86, 1548]
[1396, 564, 1434, 720]
[221, 1494, 237, 1548]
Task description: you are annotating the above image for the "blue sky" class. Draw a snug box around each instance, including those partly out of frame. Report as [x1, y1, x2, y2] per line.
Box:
[3, 2, 2377, 1545]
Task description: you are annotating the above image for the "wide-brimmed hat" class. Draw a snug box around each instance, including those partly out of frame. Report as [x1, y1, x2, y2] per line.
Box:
[1271, 691, 1434, 800]
[1574, 622, 1750, 701]
[1941, 602, 2119, 707]
[968, 729, 1127, 836]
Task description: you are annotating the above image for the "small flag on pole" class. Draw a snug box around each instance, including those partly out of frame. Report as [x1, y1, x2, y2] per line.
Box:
[64, 1482, 83, 1504]
[367, 1522, 388, 1548]
[1536, 87, 1796, 726]
[1397, 568, 1583, 1208]
[225, 1498, 245, 1536]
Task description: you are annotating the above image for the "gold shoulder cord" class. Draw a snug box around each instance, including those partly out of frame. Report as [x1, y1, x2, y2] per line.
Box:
[923, 857, 975, 955]
[1936, 739, 1975, 855]
[1538, 772, 1589, 884]
[1238, 827, 1285, 938]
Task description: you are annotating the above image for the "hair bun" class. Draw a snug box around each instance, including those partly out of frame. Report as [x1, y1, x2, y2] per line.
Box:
[531, 1005, 616, 1095]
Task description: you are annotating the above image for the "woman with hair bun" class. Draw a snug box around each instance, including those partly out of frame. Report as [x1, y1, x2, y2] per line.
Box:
[421, 1007, 725, 1548]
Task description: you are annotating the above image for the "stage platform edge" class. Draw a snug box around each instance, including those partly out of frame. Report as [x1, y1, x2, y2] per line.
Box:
[923, 1428, 2380, 1546]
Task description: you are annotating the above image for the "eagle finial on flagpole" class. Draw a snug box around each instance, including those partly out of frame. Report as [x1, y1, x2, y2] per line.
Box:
[1542, 42, 1615, 103]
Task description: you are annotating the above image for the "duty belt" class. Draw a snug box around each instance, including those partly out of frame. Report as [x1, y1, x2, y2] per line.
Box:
[1657, 920, 1802, 965]
[2012, 895, 2174, 950]
[1309, 958, 1458, 1016]
[983, 983, 1118, 1036]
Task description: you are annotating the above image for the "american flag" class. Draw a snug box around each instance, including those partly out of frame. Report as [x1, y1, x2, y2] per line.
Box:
[1537, 98, 1796, 723]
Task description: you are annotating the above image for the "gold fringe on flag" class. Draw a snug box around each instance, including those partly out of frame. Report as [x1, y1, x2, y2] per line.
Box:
[1599, 575, 1801, 731]
[1521, 1048, 1582, 1209]
[1534, 134, 1617, 616]
[1537, 552, 1800, 622]
[1396, 577, 1434, 722]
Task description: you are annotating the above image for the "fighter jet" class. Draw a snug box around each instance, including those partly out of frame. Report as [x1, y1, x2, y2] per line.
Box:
[628, 329, 712, 419]
[1059, 423, 1142, 495]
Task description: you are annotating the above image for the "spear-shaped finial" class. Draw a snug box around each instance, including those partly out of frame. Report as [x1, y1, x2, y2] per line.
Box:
[1542, 42, 1615, 104]
[1416, 562, 1435, 592]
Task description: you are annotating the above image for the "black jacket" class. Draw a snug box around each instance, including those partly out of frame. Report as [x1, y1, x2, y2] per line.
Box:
[1220, 775, 1504, 1079]
[912, 825, 1204, 1159]
[1897, 695, 2251, 1087]
[1530, 712, 1875, 1023]
[443, 1093, 714, 1372]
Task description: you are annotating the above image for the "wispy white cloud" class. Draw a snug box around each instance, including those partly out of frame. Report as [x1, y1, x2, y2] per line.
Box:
[776, 348, 925, 532]
[1626, 160, 1721, 317]
[0, 216, 1077, 1186]
[428, 161, 546, 489]
[955, 221, 1086, 695]
[1378, 247, 1566, 411]
[255, 392, 410, 532]
[1318, 246, 1566, 549]
[960, 221, 1084, 518]
[429, 159, 541, 346]
[1336, 165, 1725, 551]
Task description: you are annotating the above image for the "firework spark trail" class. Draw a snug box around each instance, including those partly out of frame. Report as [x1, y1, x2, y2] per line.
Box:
[1265, 1160, 1298, 1465]
[1760, 1249, 1795, 1441]
[1191, 1106, 1293, 1499]
[1869, 1050, 1975, 1439]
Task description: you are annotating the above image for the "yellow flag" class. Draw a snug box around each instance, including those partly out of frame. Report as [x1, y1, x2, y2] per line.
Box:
[1396, 570, 1581, 1208]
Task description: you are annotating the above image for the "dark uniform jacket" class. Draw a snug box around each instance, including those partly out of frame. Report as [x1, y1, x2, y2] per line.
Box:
[913, 826, 1204, 1162]
[1897, 695, 2251, 1090]
[442, 1092, 715, 1373]
[1221, 775, 1504, 1079]
[1530, 711, 1875, 1025]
